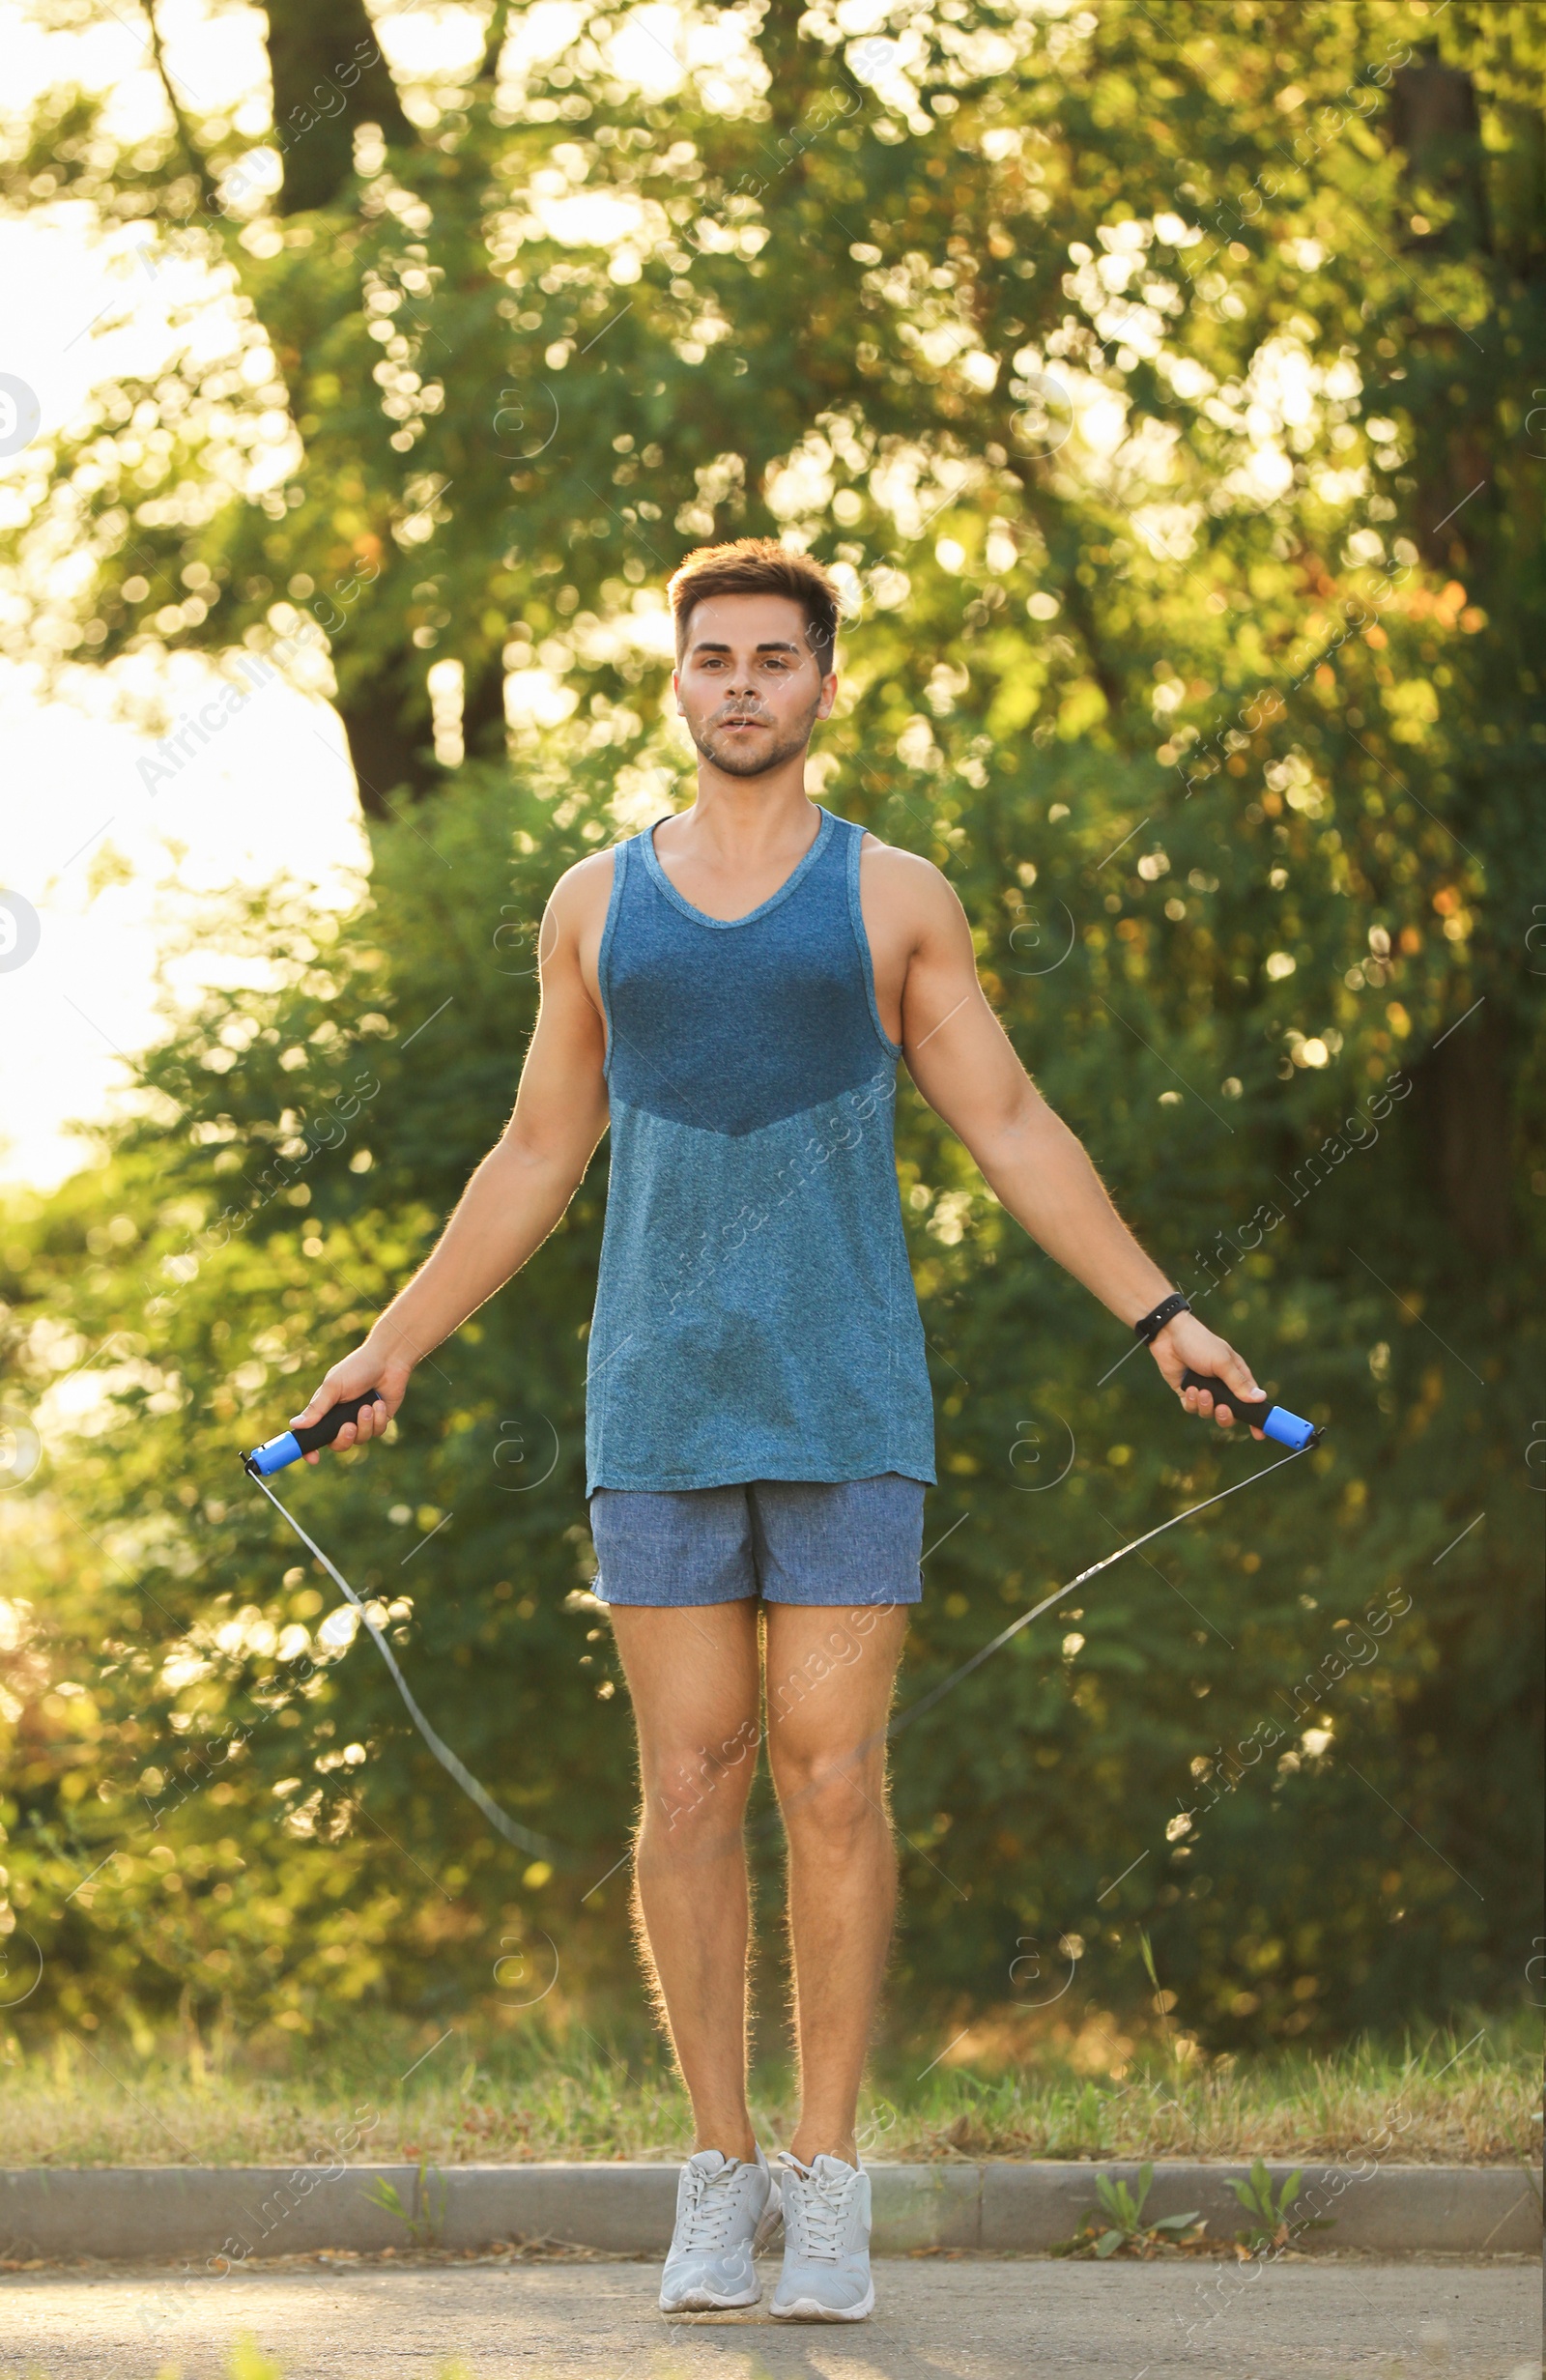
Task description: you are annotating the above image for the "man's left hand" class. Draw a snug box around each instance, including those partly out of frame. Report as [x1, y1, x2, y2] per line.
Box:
[1148, 1312, 1267, 1438]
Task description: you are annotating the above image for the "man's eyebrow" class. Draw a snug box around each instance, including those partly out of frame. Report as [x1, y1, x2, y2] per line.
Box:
[687, 638, 803, 655]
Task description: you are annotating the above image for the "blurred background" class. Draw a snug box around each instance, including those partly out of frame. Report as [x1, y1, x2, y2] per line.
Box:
[0, 0, 1539, 2142]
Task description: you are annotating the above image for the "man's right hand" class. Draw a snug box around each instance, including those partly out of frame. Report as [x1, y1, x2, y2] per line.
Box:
[290, 1344, 413, 1465]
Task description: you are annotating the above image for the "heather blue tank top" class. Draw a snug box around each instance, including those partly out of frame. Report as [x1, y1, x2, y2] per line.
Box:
[587, 809, 935, 1493]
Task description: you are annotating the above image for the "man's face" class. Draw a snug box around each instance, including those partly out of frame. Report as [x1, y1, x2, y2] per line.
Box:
[673, 592, 836, 779]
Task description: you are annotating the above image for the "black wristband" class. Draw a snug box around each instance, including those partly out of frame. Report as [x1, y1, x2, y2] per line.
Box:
[1133, 1291, 1190, 1344]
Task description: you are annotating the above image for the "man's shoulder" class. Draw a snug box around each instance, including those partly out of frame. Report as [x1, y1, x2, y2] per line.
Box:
[548, 844, 619, 918]
[856, 829, 957, 916]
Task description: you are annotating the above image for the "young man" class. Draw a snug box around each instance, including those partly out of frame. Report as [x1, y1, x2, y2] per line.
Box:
[295, 538, 1263, 2323]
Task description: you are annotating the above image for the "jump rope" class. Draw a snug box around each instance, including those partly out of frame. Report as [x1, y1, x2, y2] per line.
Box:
[242, 1374, 1321, 1858]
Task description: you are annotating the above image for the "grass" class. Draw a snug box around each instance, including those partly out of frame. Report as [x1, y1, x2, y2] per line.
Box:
[1, 2009, 1538, 2171]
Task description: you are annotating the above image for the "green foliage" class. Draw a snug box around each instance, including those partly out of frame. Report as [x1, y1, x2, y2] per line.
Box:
[362, 2156, 448, 2250]
[1050, 2159, 1205, 2258]
[1226, 2154, 1333, 2252]
[0, 1, 1539, 2060]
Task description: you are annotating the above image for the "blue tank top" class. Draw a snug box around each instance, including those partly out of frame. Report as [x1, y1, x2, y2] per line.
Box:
[587, 808, 936, 1493]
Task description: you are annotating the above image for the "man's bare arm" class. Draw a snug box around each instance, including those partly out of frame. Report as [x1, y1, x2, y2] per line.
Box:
[889, 854, 1265, 1430]
[290, 857, 612, 1456]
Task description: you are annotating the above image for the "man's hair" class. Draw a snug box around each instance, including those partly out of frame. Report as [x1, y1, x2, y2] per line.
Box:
[669, 538, 841, 676]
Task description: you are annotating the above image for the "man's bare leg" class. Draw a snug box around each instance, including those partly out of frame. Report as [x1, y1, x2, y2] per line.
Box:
[607, 1600, 761, 2161]
[763, 1604, 909, 2167]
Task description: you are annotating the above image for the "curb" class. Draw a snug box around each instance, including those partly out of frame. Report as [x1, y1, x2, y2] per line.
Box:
[0, 2162, 1537, 2265]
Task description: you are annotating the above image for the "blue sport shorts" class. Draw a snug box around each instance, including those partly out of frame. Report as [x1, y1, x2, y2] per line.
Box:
[588, 1474, 926, 1609]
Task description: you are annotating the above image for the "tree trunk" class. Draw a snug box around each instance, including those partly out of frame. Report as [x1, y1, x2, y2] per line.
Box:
[1410, 1002, 1516, 1264]
[461, 658, 510, 765]
[1389, 46, 1491, 257]
[337, 663, 439, 815]
[266, 0, 416, 215]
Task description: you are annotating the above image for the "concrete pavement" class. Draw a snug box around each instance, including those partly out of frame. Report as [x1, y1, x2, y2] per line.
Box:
[1, 2254, 1539, 2379]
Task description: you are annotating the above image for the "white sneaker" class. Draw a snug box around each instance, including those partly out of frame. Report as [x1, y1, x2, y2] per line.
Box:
[770, 2151, 874, 2321]
[658, 2142, 776, 2312]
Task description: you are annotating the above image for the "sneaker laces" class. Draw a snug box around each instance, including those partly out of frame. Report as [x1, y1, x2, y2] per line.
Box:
[781, 2156, 857, 2262]
[677, 2158, 748, 2252]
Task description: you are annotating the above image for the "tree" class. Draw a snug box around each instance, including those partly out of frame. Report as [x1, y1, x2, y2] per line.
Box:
[0, 1, 1538, 2050]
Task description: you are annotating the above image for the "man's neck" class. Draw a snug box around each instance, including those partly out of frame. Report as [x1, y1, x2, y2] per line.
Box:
[649, 770, 825, 920]
[668, 768, 821, 862]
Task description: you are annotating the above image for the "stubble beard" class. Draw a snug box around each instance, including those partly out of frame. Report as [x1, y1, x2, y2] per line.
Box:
[685, 698, 820, 780]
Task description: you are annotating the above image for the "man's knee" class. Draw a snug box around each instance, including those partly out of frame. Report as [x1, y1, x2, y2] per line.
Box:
[645, 1716, 760, 1833]
[771, 1740, 885, 1842]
